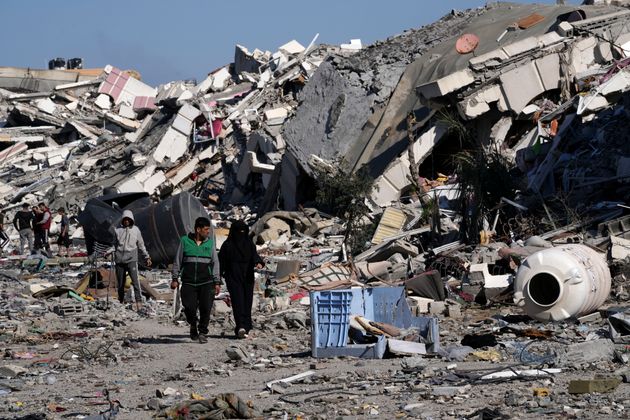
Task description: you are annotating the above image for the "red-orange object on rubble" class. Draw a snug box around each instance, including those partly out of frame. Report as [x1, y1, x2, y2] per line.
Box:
[456, 34, 479, 54]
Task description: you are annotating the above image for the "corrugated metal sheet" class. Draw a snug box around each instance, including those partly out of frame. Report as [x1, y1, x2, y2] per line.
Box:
[371, 207, 407, 244]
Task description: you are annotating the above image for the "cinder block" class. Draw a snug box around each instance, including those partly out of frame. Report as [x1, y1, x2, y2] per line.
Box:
[429, 301, 446, 315]
[568, 378, 621, 394]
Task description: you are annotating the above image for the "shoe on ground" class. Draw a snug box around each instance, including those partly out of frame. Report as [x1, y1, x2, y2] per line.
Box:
[198, 334, 208, 344]
[237, 328, 246, 339]
[190, 326, 199, 341]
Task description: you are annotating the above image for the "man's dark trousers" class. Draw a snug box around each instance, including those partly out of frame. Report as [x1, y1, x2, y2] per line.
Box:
[181, 283, 214, 335]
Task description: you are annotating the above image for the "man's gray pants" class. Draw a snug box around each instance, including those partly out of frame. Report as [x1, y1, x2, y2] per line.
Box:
[116, 261, 142, 303]
[19, 229, 33, 254]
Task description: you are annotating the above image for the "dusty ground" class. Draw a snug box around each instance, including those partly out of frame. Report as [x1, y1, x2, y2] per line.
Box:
[2, 269, 630, 419]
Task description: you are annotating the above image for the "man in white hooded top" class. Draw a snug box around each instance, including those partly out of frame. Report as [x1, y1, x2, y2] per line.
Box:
[114, 210, 151, 309]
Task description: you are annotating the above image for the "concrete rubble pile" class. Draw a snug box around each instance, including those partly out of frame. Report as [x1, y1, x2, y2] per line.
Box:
[5, 0, 630, 418]
[0, 36, 337, 214]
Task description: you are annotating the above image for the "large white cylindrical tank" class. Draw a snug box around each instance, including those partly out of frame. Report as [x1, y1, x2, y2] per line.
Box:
[513, 244, 611, 322]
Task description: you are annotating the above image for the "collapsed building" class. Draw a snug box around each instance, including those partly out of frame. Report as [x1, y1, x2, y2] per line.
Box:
[3, 1, 630, 417]
[1, 1, 630, 313]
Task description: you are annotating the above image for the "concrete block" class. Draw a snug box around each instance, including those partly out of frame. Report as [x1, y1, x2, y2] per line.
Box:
[26, 282, 55, 294]
[66, 101, 78, 111]
[571, 37, 598, 75]
[47, 154, 65, 166]
[119, 103, 137, 119]
[561, 339, 614, 366]
[176, 89, 193, 105]
[502, 36, 539, 58]
[446, 301, 462, 318]
[568, 378, 621, 394]
[382, 159, 411, 191]
[600, 69, 630, 96]
[535, 54, 561, 91]
[172, 114, 193, 135]
[499, 61, 545, 114]
[265, 217, 291, 234]
[170, 158, 199, 187]
[538, 32, 563, 48]
[611, 236, 630, 260]
[264, 107, 289, 125]
[194, 74, 214, 94]
[341, 39, 362, 51]
[153, 127, 188, 163]
[94, 94, 111, 110]
[417, 69, 475, 99]
[211, 68, 231, 91]
[259, 228, 280, 243]
[119, 76, 156, 105]
[143, 171, 166, 194]
[408, 296, 434, 314]
[458, 85, 503, 119]
[371, 176, 402, 207]
[429, 301, 446, 315]
[469, 263, 512, 288]
[133, 164, 156, 184]
[0, 364, 28, 377]
[35, 98, 57, 114]
[157, 82, 187, 102]
[557, 21, 573, 37]
[279, 40, 305, 55]
[117, 178, 144, 193]
[177, 103, 201, 124]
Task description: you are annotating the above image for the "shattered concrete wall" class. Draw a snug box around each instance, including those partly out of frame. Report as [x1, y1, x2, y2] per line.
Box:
[282, 61, 371, 174]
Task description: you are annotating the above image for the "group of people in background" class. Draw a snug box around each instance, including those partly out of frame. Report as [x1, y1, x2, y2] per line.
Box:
[1, 202, 262, 344]
[0, 203, 72, 257]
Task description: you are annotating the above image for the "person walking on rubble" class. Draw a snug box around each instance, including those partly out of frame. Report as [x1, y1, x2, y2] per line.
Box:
[0, 209, 10, 256]
[13, 204, 34, 255]
[34, 203, 52, 255]
[56, 207, 72, 257]
[171, 217, 221, 344]
[219, 220, 264, 339]
[114, 210, 151, 310]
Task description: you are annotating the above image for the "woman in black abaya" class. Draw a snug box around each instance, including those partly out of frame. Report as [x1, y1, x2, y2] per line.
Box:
[219, 220, 264, 338]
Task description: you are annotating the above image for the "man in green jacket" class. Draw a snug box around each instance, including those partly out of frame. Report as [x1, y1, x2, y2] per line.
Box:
[171, 217, 220, 344]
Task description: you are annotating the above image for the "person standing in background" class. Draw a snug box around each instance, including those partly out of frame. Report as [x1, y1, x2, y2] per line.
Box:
[0, 209, 10, 255]
[56, 207, 72, 257]
[13, 204, 34, 255]
[35, 203, 52, 255]
[114, 210, 151, 310]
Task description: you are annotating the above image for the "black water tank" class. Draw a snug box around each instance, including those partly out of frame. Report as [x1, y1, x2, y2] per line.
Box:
[48, 57, 66, 70]
[67, 58, 83, 69]
[132, 192, 208, 265]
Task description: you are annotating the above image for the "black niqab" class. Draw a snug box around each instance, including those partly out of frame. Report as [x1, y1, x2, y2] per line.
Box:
[224, 220, 253, 262]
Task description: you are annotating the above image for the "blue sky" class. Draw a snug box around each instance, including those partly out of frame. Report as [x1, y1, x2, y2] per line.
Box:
[3, 0, 575, 86]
